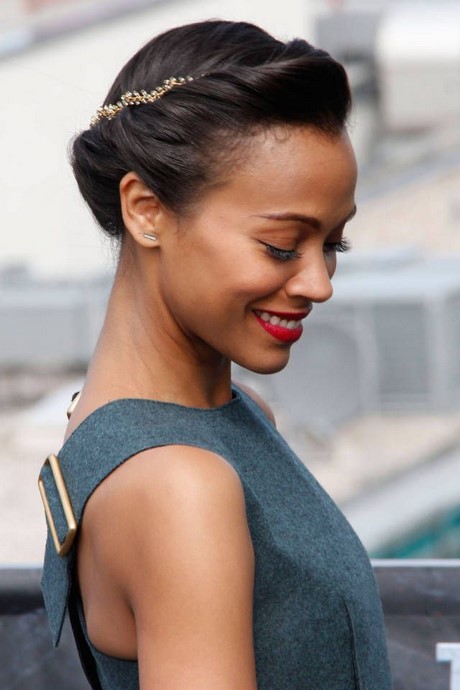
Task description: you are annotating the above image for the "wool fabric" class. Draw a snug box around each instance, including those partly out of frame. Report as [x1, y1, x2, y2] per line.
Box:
[40, 385, 392, 690]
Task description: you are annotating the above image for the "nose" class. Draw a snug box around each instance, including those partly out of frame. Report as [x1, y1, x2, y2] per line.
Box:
[284, 253, 334, 304]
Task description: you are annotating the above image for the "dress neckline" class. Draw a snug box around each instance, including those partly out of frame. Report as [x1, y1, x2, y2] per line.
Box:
[61, 385, 243, 450]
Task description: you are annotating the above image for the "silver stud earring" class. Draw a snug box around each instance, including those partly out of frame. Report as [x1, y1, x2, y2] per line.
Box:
[143, 233, 157, 241]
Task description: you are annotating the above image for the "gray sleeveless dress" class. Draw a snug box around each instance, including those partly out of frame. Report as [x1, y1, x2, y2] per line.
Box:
[40, 385, 392, 689]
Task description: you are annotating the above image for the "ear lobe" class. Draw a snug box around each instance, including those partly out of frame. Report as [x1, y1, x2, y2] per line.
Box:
[119, 172, 162, 246]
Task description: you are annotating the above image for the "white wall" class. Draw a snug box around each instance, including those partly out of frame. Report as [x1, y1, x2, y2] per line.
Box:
[1, 0, 320, 277]
[376, 2, 460, 130]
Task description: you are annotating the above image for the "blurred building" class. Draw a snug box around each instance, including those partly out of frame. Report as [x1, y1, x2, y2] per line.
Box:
[317, 0, 460, 159]
[0, 264, 110, 369]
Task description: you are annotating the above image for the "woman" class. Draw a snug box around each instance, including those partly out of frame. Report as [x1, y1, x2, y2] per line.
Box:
[39, 19, 392, 690]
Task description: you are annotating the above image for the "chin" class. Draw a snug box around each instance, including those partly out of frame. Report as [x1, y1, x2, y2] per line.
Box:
[236, 352, 291, 376]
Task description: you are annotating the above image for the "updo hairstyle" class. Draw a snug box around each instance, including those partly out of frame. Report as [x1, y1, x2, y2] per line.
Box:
[71, 20, 351, 239]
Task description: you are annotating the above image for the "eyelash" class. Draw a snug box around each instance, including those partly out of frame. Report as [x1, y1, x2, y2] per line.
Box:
[262, 244, 302, 262]
[324, 237, 351, 254]
[262, 237, 351, 262]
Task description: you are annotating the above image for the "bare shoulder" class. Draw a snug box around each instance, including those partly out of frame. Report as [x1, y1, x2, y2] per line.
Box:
[98, 444, 246, 507]
[84, 444, 250, 561]
[234, 380, 276, 426]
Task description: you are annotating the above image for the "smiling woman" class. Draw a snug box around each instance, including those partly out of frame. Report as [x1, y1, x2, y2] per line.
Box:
[38, 19, 392, 690]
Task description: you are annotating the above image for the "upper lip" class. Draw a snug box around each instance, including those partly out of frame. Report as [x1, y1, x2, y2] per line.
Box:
[254, 308, 311, 320]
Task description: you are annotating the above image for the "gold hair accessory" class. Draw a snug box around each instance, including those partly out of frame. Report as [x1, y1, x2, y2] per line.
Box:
[90, 76, 195, 126]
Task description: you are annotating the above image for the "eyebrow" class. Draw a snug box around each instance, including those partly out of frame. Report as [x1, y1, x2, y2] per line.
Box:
[255, 204, 357, 230]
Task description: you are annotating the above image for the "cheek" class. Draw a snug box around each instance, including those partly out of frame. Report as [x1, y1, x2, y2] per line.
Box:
[233, 265, 285, 299]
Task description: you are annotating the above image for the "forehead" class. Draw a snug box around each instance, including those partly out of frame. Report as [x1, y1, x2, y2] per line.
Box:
[206, 126, 357, 222]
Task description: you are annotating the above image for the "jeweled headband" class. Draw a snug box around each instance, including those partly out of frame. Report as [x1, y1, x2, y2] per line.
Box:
[90, 76, 195, 126]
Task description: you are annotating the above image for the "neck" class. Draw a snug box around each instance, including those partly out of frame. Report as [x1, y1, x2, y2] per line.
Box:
[84, 268, 233, 409]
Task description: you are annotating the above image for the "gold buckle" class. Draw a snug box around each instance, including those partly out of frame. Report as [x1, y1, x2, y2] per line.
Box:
[38, 454, 77, 557]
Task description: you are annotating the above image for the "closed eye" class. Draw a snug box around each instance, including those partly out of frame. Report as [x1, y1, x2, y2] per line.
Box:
[261, 242, 302, 262]
[324, 237, 351, 254]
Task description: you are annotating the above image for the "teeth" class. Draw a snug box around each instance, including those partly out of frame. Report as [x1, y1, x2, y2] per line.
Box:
[256, 311, 302, 330]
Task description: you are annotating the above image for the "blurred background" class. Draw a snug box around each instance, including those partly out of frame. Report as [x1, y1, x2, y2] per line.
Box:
[1, 0, 460, 566]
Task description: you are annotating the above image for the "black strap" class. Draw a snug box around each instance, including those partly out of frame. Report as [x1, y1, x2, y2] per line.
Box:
[68, 573, 103, 690]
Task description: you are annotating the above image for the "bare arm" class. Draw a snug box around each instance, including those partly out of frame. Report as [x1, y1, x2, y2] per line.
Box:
[85, 445, 258, 690]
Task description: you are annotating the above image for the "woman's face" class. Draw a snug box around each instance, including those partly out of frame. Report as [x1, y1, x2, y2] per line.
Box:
[155, 125, 357, 375]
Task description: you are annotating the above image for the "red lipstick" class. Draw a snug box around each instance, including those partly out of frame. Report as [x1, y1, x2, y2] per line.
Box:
[253, 309, 310, 343]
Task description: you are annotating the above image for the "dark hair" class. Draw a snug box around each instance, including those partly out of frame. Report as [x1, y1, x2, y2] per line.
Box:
[71, 20, 351, 239]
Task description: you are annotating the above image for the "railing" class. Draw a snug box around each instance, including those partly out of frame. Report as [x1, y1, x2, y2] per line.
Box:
[374, 560, 460, 690]
[1, 561, 460, 689]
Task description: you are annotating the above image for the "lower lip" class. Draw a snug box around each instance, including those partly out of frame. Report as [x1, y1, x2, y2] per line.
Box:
[254, 314, 304, 343]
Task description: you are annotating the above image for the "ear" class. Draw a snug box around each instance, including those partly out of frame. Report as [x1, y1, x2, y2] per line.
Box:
[119, 172, 171, 247]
